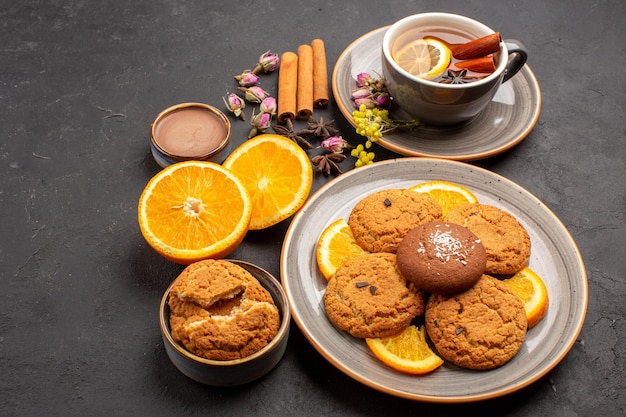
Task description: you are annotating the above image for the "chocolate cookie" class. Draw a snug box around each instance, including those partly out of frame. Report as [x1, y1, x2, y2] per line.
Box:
[169, 259, 280, 361]
[425, 275, 527, 370]
[323, 252, 427, 339]
[348, 188, 442, 253]
[444, 203, 531, 275]
[396, 221, 487, 294]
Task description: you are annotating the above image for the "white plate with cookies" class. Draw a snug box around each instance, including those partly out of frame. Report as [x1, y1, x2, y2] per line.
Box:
[280, 157, 587, 403]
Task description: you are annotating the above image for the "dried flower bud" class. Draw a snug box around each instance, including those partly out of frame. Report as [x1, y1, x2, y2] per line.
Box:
[351, 87, 372, 100]
[321, 136, 349, 153]
[374, 92, 391, 109]
[222, 93, 246, 120]
[356, 72, 373, 88]
[259, 112, 272, 129]
[369, 77, 388, 93]
[248, 109, 272, 138]
[237, 86, 270, 103]
[353, 97, 377, 109]
[253, 50, 280, 74]
[260, 96, 277, 115]
[234, 70, 259, 87]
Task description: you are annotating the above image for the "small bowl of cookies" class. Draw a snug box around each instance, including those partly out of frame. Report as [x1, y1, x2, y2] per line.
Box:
[159, 259, 290, 386]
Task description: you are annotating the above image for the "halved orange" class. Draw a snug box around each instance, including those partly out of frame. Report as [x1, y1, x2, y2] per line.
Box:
[366, 325, 444, 375]
[138, 161, 252, 264]
[392, 38, 451, 80]
[223, 134, 313, 230]
[502, 267, 549, 328]
[410, 180, 478, 216]
[316, 218, 369, 280]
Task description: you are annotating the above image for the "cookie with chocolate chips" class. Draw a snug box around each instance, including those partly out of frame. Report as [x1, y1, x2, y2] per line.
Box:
[348, 188, 442, 253]
[425, 275, 527, 370]
[324, 252, 427, 338]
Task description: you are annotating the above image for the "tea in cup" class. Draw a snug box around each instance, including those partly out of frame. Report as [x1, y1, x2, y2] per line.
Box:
[382, 13, 527, 125]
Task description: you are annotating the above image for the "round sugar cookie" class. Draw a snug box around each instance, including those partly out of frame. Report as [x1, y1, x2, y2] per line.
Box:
[324, 252, 427, 339]
[445, 203, 531, 275]
[348, 188, 442, 253]
[425, 275, 527, 370]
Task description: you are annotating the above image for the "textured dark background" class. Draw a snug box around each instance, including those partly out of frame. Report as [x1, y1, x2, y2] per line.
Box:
[1, 1, 624, 416]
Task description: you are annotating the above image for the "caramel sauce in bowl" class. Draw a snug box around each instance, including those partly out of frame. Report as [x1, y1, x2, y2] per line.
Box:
[150, 103, 231, 168]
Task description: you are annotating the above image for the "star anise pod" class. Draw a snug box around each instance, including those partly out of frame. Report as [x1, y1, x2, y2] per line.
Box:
[311, 152, 347, 176]
[305, 117, 340, 140]
[440, 69, 473, 84]
[272, 118, 313, 149]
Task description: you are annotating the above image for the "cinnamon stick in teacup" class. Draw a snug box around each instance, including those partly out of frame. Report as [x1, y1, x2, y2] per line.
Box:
[296, 44, 313, 120]
[448, 32, 501, 60]
[278, 51, 298, 123]
[454, 56, 497, 73]
[312, 39, 329, 108]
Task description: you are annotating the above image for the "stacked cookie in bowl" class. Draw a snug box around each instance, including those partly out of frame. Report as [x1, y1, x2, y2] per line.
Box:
[160, 259, 290, 386]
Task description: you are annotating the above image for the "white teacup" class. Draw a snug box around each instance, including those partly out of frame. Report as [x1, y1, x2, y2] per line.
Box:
[382, 13, 527, 125]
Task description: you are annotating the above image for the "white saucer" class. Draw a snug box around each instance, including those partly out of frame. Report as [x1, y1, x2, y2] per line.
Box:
[332, 26, 542, 160]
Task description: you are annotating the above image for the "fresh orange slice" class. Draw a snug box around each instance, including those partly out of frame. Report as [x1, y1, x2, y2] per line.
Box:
[223, 134, 313, 230]
[410, 180, 478, 216]
[502, 267, 549, 328]
[366, 325, 444, 375]
[138, 161, 252, 264]
[392, 38, 451, 80]
[316, 218, 369, 280]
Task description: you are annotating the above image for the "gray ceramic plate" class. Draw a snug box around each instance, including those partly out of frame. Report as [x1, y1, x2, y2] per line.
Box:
[281, 158, 587, 402]
[332, 27, 542, 161]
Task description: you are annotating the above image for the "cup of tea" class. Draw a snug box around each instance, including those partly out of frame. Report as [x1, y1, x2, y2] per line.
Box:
[382, 13, 527, 125]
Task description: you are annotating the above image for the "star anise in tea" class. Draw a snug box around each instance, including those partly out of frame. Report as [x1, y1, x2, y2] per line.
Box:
[305, 117, 340, 140]
[311, 152, 347, 176]
[440, 69, 473, 84]
[272, 118, 313, 149]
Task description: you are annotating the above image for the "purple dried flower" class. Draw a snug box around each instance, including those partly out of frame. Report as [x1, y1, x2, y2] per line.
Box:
[248, 109, 272, 138]
[321, 136, 349, 153]
[351, 87, 372, 100]
[253, 50, 280, 74]
[353, 97, 377, 109]
[237, 85, 270, 103]
[234, 70, 259, 87]
[260, 96, 277, 115]
[374, 92, 391, 109]
[356, 72, 373, 88]
[222, 92, 246, 120]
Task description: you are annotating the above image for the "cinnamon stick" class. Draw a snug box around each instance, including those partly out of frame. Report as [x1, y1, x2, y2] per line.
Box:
[449, 32, 501, 60]
[277, 51, 298, 123]
[311, 39, 329, 108]
[296, 44, 313, 120]
[454, 56, 497, 73]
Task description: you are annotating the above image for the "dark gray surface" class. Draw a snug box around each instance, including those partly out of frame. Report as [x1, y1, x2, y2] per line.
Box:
[1, 1, 624, 416]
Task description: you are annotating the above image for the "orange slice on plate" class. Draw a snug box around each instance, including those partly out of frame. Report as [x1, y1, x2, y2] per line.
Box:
[502, 267, 549, 328]
[137, 161, 252, 264]
[316, 218, 369, 280]
[366, 325, 444, 375]
[223, 134, 313, 230]
[392, 38, 451, 80]
[410, 180, 478, 216]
